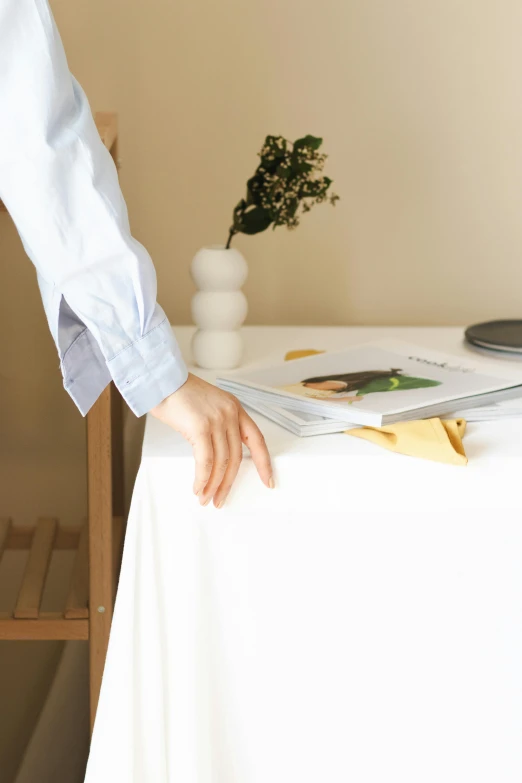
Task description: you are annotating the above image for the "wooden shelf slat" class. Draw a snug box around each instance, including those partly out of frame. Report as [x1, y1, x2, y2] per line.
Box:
[0, 613, 88, 641]
[0, 518, 12, 563]
[6, 524, 81, 551]
[0, 112, 118, 213]
[14, 518, 57, 619]
[64, 523, 89, 619]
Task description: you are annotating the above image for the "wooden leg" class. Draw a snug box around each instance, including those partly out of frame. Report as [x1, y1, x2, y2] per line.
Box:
[87, 385, 114, 733]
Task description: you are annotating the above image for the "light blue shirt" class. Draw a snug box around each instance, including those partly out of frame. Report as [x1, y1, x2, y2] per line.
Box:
[0, 0, 188, 416]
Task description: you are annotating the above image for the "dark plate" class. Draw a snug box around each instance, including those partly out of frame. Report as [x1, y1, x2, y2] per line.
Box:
[465, 320, 522, 353]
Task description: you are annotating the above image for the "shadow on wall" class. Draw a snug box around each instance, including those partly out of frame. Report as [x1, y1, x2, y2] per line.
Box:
[12, 643, 90, 783]
[0, 642, 64, 783]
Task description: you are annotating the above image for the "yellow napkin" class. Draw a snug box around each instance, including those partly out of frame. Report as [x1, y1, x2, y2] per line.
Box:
[284, 349, 468, 466]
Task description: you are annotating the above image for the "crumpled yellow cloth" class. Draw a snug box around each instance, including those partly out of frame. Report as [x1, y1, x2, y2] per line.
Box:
[284, 349, 468, 466]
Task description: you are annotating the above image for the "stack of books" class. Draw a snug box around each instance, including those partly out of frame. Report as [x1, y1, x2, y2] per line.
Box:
[217, 341, 522, 437]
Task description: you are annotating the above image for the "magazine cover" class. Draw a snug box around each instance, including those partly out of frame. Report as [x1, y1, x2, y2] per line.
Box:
[218, 341, 522, 425]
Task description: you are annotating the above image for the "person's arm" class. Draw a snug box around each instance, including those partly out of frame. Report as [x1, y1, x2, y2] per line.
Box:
[0, 0, 188, 416]
[0, 0, 273, 506]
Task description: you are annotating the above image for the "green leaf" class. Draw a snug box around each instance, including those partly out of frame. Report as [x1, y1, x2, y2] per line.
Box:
[232, 198, 247, 221]
[291, 136, 324, 173]
[293, 135, 323, 151]
[290, 157, 313, 175]
[276, 162, 292, 179]
[246, 175, 264, 206]
[234, 205, 273, 235]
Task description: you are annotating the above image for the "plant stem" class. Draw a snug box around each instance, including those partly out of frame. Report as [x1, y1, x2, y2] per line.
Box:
[225, 228, 236, 250]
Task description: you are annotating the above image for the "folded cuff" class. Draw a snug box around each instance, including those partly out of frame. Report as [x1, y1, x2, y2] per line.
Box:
[61, 319, 188, 417]
[106, 318, 189, 417]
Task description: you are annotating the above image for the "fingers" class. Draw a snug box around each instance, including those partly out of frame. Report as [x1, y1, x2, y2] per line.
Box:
[198, 425, 230, 506]
[191, 399, 273, 511]
[192, 430, 214, 498]
[239, 409, 274, 489]
[213, 422, 243, 509]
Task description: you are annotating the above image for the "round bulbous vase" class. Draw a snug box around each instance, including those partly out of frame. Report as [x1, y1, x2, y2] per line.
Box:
[190, 245, 248, 369]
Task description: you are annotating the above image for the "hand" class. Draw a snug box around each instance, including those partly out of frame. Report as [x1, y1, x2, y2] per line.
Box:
[150, 373, 274, 508]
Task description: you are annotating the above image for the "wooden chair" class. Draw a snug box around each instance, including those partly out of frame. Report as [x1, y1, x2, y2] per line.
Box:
[0, 114, 126, 731]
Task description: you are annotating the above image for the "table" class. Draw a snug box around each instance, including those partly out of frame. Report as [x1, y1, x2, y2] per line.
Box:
[85, 327, 522, 783]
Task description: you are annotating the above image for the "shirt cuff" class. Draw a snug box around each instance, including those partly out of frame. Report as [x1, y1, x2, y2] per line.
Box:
[107, 318, 189, 417]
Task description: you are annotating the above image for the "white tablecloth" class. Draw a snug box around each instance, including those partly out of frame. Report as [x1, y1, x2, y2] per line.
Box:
[86, 327, 522, 783]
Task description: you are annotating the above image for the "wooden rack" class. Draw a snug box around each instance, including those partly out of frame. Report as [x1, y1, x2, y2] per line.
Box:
[0, 114, 125, 731]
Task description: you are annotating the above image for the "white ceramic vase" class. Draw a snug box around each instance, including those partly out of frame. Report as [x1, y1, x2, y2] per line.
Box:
[190, 245, 248, 369]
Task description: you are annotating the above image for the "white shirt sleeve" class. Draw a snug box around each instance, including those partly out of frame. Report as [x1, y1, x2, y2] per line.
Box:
[0, 0, 188, 415]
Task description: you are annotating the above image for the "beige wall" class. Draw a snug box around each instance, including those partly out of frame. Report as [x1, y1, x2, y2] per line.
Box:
[52, 0, 522, 328]
[2, 0, 522, 778]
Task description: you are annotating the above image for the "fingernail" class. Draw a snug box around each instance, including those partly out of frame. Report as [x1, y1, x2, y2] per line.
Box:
[203, 497, 212, 507]
[216, 499, 226, 509]
[268, 476, 275, 489]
